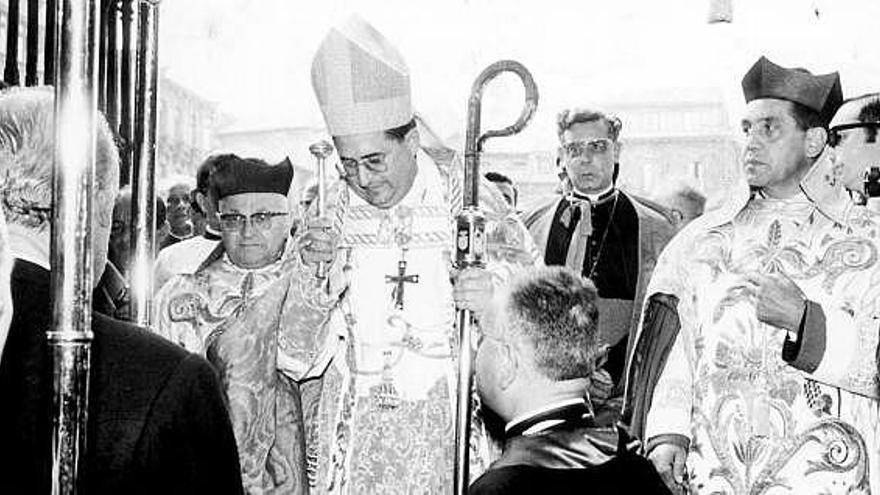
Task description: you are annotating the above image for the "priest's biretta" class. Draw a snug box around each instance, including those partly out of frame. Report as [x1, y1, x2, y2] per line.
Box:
[311, 15, 412, 136]
[742, 56, 843, 126]
[212, 156, 294, 200]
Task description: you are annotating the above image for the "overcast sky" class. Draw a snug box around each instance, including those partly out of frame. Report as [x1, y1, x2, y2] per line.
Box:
[159, 0, 880, 152]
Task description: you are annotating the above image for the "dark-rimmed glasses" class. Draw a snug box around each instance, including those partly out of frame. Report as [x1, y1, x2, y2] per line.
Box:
[828, 123, 880, 148]
[217, 211, 288, 231]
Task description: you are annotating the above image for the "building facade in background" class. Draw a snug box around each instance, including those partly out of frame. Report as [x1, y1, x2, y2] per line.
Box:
[0, 1, 739, 210]
[157, 75, 220, 181]
[0, 0, 220, 188]
[483, 89, 741, 212]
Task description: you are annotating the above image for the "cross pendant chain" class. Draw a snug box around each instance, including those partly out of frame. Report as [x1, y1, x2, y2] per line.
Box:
[385, 251, 419, 310]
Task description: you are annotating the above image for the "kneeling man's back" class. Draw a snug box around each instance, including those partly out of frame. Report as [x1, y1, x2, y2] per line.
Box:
[469, 266, 668, 494]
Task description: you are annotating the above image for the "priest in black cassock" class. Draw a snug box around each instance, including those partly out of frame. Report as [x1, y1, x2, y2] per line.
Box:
[468, 266, 669, 494]
[523, 108, 674, 425]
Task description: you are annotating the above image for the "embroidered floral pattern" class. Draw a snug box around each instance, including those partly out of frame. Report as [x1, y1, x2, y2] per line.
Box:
[647, 196, 880, 494]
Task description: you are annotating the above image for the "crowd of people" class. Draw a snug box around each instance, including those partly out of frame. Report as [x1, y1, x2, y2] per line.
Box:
[1, 12, 880, 495]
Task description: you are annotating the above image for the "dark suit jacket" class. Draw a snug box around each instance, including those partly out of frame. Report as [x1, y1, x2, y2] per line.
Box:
[468, 456, 670, 495]
[469, 404, 669, 495]
[0, 259, 243, 494]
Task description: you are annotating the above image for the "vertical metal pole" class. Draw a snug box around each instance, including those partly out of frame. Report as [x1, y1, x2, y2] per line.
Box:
[49, 0, 99, 492]
[44, 0, 57, 84]
[96, 0, 107, 109]
[25, 0, 38, 86]
[128, 0, 159, 326]
[105, 0, 118, 134]
[5, 0, 21, 85]
[118, 0, 134, 186]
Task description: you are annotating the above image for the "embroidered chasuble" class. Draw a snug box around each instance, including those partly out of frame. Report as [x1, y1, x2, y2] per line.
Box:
[298, 148, 538, 494]
[638, 185, 880, 493]
[154, 247, 336, 494]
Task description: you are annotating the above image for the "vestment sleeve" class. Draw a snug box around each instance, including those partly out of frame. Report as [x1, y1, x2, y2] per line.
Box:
[152, 275, 209, 355]
[624, 293, 683, 443]
[782, 299, 879, 399]
[276, 259, 343, 382]
[637, 245, 697, 447]
[643, 318, 695, 444]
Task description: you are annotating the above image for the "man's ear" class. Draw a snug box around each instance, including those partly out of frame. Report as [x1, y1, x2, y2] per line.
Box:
[496, 343, 518, 391]
[612, 140, 623, 163]
[194, 191, 209, 215]
[805, 128, 828, 159]
[405, 128, 420, 157]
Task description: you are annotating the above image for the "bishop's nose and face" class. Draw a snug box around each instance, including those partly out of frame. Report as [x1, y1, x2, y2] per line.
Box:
[740, 99, 813, 198]
[559, 120, 620, 195]
[333, 127, 419, 209]
[218, 192, 291, 270]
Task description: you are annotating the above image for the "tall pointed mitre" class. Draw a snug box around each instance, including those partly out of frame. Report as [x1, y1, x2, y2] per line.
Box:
[311, 15, 413, 136]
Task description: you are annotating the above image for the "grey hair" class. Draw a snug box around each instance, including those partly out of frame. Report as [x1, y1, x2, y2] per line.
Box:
[0, 86, 119, 234]
[504, 266, 601, 381]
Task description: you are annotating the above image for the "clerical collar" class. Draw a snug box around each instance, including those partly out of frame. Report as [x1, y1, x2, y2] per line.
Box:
[569, 186, 617, 205]
[169, 230, 192, 241]
[203, 228, 222, 241]
[504, 397, 593, 439]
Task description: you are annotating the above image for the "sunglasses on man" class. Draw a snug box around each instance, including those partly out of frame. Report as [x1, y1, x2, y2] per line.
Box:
[827, 123, 880, 148]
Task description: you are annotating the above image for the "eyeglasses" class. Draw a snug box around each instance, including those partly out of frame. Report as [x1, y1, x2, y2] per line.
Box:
[828, 123, 880, 147]
[561, 138, 614, 159]
[740, 118, 788, 143]
[339, 153, 389, 178]
[217, 211, 288, 231]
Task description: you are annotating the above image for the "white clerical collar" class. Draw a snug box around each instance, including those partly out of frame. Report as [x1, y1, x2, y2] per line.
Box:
[169, 230, 191, 241]
[504, 397, 587, 436]
[8, 223, 50, 270]
[571, 185, 615, 203]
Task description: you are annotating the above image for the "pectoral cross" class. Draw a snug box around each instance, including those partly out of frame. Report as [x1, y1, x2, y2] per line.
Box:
[385, 257, 419, 310]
